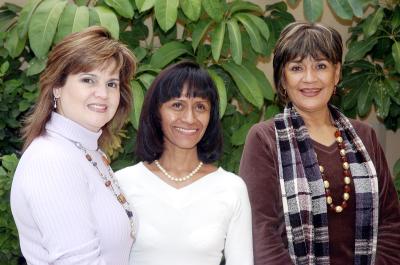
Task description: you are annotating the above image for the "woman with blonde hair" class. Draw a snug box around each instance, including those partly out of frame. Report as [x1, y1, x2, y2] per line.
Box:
[11, 26, 137, 264]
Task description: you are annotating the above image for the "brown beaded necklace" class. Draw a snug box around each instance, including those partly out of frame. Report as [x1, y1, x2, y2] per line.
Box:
[318, 129, 352, 213]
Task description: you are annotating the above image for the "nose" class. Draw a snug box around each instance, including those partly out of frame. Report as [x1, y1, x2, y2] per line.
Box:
[94, 84, 108, 98]
[181, 108, 195, 124]
[303, 67, 317, 82]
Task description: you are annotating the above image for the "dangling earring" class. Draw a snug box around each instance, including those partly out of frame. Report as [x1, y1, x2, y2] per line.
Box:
[333, 85, 337, 96]
[53, 96, 57, 109]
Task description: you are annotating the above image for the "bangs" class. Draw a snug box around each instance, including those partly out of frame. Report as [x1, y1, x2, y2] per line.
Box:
[157, 66, 215, 104]
[278, 24, 342, 65]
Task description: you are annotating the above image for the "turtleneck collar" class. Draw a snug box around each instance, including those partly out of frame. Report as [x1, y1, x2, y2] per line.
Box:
[45, 112, 102, 150]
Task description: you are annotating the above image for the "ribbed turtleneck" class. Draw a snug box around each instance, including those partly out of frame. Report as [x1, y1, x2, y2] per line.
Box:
[45, 112, 102, 151]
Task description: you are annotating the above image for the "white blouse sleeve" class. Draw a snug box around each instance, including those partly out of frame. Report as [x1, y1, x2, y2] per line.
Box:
[13, 152, 107, 265]
[224, 178, 254, 265]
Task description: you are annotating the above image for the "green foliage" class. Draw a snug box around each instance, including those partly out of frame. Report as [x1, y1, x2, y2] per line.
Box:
[340, 5, 400, 131]
[0, 154, 20, 264]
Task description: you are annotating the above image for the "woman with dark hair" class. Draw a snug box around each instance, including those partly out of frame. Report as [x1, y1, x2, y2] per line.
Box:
[11, 26, 136, 264]
[117, 61, 253, 265]
[240, 22, 400, 265]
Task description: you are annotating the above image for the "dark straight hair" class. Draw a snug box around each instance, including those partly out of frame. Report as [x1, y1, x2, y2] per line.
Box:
[135, 61, 223, 163]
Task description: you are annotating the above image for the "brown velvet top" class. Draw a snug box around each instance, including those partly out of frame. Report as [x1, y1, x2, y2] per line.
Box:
[239, 119, 400, 265]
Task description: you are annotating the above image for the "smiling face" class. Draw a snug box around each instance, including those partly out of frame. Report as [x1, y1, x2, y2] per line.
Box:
[53, 60, 121, 132]
[159, 87, 211, 152]
[283, 56, 341, 115]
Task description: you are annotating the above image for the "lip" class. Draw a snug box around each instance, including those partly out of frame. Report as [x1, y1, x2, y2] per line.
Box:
[87, 103, 108, 113]
[299, 88, 321, 97]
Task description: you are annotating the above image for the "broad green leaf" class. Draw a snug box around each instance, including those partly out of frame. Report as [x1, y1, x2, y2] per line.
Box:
[95, 6, 119, 39]
[26, 57, 46, 76]
[28, 0, 67, 58]
[210, 22, 226, 62]
[16, 0, 43, 37]
[386, 79, 400, 105]
[4, 26, 26, 58]
[345, 38, 378, 61]
[135, 0, 155, 12]
[221, 62, 263, 109]
[0, 61, 9, 75]
[133, 46, 147, 62]
[150, 41, 191, 68]
[303, 0, 323, 22]
[229, 1, 262, 15]
[155, 0, 179, 32]
[343, 86, 360, 110]
[137, 73, 155, 89]
[180, 0, 201, 21]
[0, 9, 15, 33]
[89, 7, 100, 26]
[244, 63, 274, 100]
[362, 7, 383, 38]
[105, 0, 134, 19]
[392, 41, 400, 73]
[392, 6, 400, 29]
[130, 80, 144, 129]
[1, 154, 19, 172]
[54, 4, 89, 43]
[374, 80, 390, 119]
[264, 104, 280, 120]
[235, 13, 263, 53]
[327, 0, 353, 20]
[202, 0, 223, 22]
[240, 13, 269, 42]
[347, 0, 363, 18]
[136, 64, 161, 75]
[191, 19, 212, 51]
[231, 122, 252, 145]
[207, 69, 227, 118]
[227, 19, 242, 64]
[357, 78, 374, 116]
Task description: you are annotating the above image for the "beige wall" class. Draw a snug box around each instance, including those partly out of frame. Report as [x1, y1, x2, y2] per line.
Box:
[2, 0, 399, 173]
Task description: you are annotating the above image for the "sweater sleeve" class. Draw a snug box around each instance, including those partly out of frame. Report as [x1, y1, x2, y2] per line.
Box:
[13, 149, 107, 265]
[224, 177, 254, 265]
[367, 129, 400, 264]
[239, 122, 293, 265]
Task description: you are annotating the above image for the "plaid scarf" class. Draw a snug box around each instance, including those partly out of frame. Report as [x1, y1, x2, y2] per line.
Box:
[274, 104, 378, 265]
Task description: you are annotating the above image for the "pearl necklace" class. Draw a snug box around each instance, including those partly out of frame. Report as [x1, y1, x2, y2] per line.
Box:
[318, 129, 352, 213]
[155, 160, 203, 182]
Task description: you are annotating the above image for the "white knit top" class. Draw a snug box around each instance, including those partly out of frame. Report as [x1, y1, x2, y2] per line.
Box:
[117, 162, 253, 265]
[11, 112, 133, 265]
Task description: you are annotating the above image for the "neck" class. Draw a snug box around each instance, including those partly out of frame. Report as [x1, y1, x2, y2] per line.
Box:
[158, 147, 200, 172]
[294, 106, 332, 130]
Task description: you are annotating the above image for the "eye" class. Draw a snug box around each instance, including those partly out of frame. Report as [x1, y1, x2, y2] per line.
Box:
[316, 63, 327, 70]
[171, 102, 183, 110]
[107, 81, 119, 89]
[288, 65, 303, 72]
[81, 78, 94, 84]
[195, 103, 208, 112]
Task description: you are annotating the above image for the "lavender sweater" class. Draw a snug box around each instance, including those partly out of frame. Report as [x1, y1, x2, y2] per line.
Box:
[11, 112, 133, 265]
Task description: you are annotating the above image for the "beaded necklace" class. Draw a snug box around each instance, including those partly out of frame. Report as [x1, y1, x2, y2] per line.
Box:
[52, 129, 136, 239]
[317, 129, 352, 213]
[155, 160, 203, 182]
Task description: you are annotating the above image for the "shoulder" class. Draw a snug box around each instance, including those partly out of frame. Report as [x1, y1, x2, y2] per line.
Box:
[115, 162, 145, 184]
[245, 119, 276, 146]
[348, 118, 378, 147]
[214, 168, 249, 193]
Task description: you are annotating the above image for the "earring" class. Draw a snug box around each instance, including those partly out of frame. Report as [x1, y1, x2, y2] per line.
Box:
[333, 85, 337, 96]
[53, 96, 57, 109]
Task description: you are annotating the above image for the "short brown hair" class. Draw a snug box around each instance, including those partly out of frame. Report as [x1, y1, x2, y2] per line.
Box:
[273, 22, 343, 104]
[22, 26, 136, 150]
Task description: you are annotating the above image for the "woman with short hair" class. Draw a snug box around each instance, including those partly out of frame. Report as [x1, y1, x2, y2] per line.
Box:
[240, 22, 400, 265]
